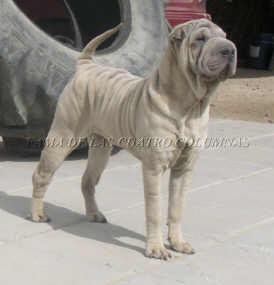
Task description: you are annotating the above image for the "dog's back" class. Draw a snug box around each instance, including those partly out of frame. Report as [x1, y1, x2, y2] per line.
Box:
[70, 60, 144, 140]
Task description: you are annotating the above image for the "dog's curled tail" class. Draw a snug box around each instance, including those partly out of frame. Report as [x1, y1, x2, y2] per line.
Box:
[78, 23, 123, 61]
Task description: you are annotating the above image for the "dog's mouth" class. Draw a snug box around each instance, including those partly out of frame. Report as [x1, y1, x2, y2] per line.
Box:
[219, 59, 237, 80]
[197, 40, 237, 82]
[220, 64, 232, 79]
[200, 59, 236, 82]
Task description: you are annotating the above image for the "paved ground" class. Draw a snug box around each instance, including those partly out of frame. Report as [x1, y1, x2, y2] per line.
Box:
[0, 119, 274, 285]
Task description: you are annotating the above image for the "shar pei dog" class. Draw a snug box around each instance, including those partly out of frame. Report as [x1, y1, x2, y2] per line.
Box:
[30, 19, 237, 260]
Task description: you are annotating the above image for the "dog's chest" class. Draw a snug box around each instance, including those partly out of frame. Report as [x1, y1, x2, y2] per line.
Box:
[177, 103, 210, 146]
[134, 147, 183, 171]
[159, 149, 184, 169]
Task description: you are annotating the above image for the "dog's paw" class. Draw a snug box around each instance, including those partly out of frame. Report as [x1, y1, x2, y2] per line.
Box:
[145, 244, 172, 260]
[169, 241, 195, 255]
[29, 198, 50, 223]
[27, 213, 51, 223]
[87, 211, 108, 223]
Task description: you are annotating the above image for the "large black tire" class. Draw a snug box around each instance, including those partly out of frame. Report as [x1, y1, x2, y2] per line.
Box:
[0, 0, 168, 142]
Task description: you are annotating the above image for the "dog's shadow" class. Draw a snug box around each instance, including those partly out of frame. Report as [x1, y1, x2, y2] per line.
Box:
[0, 191, 145, 255]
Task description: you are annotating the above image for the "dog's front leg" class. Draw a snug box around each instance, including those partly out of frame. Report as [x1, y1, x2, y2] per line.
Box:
[142, 165, 172, 260]
[168, 149, 198, 254]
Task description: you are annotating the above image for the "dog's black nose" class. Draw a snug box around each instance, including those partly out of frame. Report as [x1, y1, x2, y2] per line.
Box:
[220, 48, 235, 58]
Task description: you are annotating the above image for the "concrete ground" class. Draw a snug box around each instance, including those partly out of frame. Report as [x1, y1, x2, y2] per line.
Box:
[0, 119, 273, 285]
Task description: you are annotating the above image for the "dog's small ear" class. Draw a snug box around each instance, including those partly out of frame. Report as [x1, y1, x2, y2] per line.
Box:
[169, 26, 186, 51]
[169, 22, 196, 45]
[169, 26, 185, 42]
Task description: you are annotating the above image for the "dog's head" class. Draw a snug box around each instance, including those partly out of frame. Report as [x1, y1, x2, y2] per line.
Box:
[170, 19, 237, 82]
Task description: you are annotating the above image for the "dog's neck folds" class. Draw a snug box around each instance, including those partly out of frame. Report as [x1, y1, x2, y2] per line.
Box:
[145, 44, 220, 142]
[150, 44, 218, 118]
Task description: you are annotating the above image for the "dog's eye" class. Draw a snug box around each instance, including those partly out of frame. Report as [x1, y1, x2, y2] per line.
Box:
[196, 35, 206, 43]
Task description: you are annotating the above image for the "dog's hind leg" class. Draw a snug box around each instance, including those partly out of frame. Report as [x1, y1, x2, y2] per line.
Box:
[30, 82, 89, 222]
[81, 135, 112, 223]
[30, 135, 76, 222]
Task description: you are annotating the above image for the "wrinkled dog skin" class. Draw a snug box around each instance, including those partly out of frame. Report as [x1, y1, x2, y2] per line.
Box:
[30, 20, 237, 260]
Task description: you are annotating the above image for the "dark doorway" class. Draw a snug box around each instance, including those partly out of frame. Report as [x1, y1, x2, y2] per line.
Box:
[207, 0, 274, 65]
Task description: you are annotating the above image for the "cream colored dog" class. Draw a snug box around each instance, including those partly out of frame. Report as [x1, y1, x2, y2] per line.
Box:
[30, 19, 237, 260]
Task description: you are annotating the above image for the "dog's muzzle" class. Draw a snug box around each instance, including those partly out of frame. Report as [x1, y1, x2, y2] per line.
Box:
[219, 42, 237, 78]
[199, 38, 237, 80]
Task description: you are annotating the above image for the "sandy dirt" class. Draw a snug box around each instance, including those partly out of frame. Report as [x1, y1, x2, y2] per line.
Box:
[211, 68, 274, 123]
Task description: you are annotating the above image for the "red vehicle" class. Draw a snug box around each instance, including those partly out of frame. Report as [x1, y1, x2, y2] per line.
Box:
[165, 0, 210, 27]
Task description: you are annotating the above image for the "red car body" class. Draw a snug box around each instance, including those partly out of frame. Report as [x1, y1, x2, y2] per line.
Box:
[165, 0, 210, 27]
[15, 0, 67, 21]
[16, 0, 209, 29]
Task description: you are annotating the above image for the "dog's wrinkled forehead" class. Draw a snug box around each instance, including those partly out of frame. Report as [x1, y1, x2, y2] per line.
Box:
[170, 19, 225, 42]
